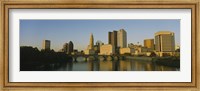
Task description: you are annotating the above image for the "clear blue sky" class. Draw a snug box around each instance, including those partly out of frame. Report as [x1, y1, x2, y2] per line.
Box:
[20, 20, 180, 51]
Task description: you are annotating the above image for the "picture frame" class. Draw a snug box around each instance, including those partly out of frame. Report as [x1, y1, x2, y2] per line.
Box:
[0, 0, 199, 91]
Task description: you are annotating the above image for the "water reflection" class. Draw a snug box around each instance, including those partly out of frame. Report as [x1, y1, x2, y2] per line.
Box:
[53, 58, 179, 71]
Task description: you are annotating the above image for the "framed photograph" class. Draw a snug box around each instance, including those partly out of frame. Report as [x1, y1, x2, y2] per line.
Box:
[1, 0, 199, 91]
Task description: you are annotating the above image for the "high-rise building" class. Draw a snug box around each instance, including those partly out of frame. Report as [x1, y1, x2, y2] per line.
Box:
[155, 31, 175, 56]
[144, 39, 154, 50]
[84, 33, 95, 55]
[117, 29, 127, 48]
[68, 41, 74, 54]
[89, 33, 94, 50]
[108, 32, 112, 44]
[62, 43, 68, 53]
[108, 31, 118, 47]
[42, 40, 50, 50]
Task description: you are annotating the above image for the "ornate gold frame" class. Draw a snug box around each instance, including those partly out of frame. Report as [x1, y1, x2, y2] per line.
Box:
[0, 0, 199, 91]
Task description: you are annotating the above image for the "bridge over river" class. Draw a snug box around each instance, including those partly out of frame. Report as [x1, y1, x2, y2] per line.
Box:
[69, 54, 126, 61]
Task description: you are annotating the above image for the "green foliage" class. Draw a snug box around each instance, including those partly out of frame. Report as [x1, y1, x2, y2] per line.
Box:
[154, 57, 180, 68]
[20, 46, 72, 71]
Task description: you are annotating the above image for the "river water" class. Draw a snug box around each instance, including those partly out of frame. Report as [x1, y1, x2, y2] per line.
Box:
[52, 57, 179, 71]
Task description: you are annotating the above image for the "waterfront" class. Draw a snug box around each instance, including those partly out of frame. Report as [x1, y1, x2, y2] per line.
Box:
[20, 47, 180, 71]
[40, 58, 179, 71]
[20, 20, 180, 71]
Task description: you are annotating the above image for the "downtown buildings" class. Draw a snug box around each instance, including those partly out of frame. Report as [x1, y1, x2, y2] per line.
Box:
[42, 30, 177, 57]
[128, 31, 176, 57]
[144, 39, 154, 50]
[117, 29, 127, 48]
[84, 29, 127, 55]
[108, 29, 127, 48]
[61, 41, 74, 54]
[107, 30, 176, 57]
[42, 39, 75, 55]
[99, 44, 115, 55]
[154, 31, 175, 56]
[84, 29, 177, 57]
[49, 29, 178, 57]
[84, 33, 96, 55]
[108, 31, 118, 47]
[42, 40, 51, 50]
[100, 29, 127, 55]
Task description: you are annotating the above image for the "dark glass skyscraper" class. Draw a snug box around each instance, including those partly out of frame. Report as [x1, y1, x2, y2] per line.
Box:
[68, 41, 74, 54]
[42, 40, 50, 50]
[108, 31, 118, 47]
[108, 32, 112, 44]
[62, 43, 68, 53]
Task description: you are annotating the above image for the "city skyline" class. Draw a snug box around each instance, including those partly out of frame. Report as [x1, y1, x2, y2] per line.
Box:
[20, 20, 180, 51]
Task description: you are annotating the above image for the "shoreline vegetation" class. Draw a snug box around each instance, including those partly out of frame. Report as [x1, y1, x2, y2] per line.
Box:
[20, 46, 180, 71]
[20, 46, 72, 71]
[125, 56, 180, 68]
[153, 57, 180, 68]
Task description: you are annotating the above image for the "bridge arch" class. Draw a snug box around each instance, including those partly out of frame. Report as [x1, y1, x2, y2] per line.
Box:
[98, 55, 106, 61]
[112, 55, 120, 61]
[70, 54, 125, 61]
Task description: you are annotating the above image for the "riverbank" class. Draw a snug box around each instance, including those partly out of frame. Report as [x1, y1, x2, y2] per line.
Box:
[125, 56, 153, 61]
[125, 56, 180, 68]
[153, 57, 180, 68]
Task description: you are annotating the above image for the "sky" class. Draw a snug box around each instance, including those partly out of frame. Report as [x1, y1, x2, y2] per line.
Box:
[20, 20, 180, 51]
